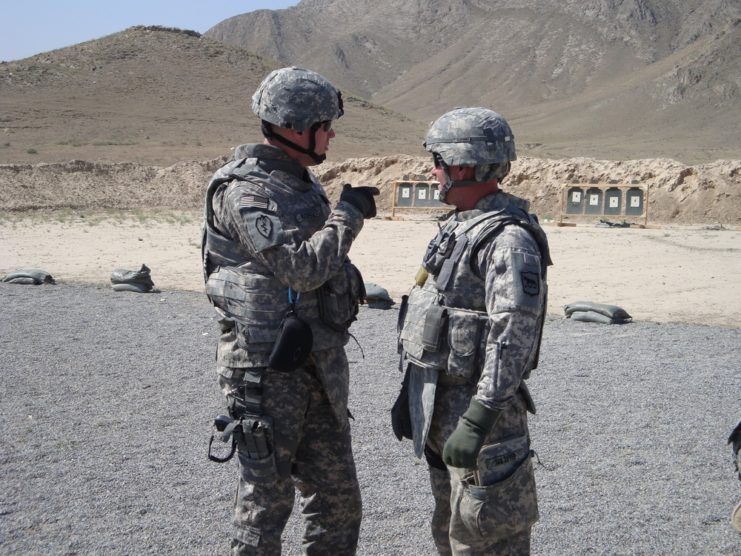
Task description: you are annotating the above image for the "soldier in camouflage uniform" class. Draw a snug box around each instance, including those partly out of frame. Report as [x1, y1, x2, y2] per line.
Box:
[392, 107, 552, 555]
[202, 67, 378, 555]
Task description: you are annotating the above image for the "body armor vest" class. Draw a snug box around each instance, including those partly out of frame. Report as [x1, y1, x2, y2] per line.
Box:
[202, 154, 361, 358]
[398, 205, 550, 382]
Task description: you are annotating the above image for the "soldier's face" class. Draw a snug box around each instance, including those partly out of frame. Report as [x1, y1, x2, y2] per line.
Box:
[431, 164, 472, 185]
[431, 163, 446, 184]
[293, 123, 335, 159]
[431, 165, 479, 209]
[313, 123, 336, 156]
[275, 121, 336, 166]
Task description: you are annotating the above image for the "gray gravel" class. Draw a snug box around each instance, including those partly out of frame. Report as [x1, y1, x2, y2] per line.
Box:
[1, 282, 739, 555]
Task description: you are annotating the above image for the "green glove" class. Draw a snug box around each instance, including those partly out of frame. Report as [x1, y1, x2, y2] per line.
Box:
[442, 398, 501, 468]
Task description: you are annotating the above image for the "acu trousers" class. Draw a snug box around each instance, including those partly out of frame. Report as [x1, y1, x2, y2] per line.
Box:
[425, 383, 538, 556]
[218, 358, 362, 555]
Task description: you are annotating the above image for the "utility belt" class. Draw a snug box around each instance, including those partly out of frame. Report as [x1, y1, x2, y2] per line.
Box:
[398, 285, 490, 381]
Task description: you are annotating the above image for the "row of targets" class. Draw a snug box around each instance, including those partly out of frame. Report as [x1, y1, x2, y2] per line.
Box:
[565, 186, 645, 216]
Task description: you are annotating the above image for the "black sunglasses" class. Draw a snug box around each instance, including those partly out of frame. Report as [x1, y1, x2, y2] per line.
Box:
[320, 120, 332, 132]
[432, 152, 446, 169]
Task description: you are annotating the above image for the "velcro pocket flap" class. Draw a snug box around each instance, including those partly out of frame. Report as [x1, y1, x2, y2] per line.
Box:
[446, 310, 482, 379]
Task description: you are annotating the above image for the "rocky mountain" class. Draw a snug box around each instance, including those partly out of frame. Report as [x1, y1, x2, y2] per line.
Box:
[0, 26, 424, 165]
[1, 2, 739, 168]
[205, 0, 741, 162]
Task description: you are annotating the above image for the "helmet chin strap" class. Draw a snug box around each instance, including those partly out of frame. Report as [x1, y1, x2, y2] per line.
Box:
[439, 168, 453, 204]
[438, 166, 480, 204]
[261, 121, 326, 164]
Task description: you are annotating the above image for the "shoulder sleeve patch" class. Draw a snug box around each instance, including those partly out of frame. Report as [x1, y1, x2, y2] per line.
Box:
[242, 210, 285, 253]
[510, 248, 543, 310]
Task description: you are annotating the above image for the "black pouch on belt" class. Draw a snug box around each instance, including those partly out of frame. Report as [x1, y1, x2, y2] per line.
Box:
[268, 307, 313, 372]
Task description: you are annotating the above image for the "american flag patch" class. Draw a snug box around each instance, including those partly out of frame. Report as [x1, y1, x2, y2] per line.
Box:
[239, 194, 270, 210]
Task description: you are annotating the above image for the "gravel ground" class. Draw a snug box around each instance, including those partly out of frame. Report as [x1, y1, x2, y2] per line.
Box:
[1, 282, 739, 555]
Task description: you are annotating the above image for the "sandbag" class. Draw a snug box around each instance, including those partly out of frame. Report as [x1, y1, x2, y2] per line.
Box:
[111, 282, 152, 293]
[1, 269, 56, 285]
[569, 310, 616, 325]
[364, 282, 395, 309]
[596, 219, 631, 228]
[110, 264, 155, 293]
[564, 301, 632, 324]
[564, 301, 631, 322]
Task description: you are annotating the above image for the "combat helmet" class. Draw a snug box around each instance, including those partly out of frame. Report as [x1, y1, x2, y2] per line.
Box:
[424, 107, 516, 202]
[252, 66, 344, 163]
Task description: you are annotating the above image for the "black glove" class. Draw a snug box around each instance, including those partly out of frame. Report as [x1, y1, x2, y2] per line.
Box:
[340, 183, 379, 219]
[442, 398, 501, 468]
[391, 368, 413, 441]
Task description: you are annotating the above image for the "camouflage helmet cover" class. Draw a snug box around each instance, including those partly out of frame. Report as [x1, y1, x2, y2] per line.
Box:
[251, 66, 343, 131]
[424, 107, 516, 166]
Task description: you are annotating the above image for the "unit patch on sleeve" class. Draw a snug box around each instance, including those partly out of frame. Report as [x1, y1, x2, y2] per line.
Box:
[242, 210, 284, 252]
[520, 271, 540, 296]
[510, 248, 542, 310]
[256, 214, 273, 238]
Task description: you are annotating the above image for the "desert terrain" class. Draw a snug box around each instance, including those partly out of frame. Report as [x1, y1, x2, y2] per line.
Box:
[0, 3, 740, 555]
[2, 15, 739, 302]
[1, 213, 739, 328]
[1, 150, 740, 329]
[1, 154, 740, 332]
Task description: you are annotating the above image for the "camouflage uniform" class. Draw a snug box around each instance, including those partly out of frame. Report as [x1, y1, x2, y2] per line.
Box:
[204, 142, 365, 554]
[397, 108, 551, 555]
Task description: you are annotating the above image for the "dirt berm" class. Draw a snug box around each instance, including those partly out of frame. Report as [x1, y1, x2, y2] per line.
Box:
[1, 156, 739, 225]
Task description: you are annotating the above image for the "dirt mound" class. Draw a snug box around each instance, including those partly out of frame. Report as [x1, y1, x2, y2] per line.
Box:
[1, 156, 738, 225]
[318, 156, 741, 225]
[0, 158, 223, 211]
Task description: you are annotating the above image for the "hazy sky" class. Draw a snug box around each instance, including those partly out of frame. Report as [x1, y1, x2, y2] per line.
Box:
[1, 0, 300, 62]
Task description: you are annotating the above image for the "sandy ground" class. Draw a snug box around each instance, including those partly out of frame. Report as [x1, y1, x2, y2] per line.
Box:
[1, 215, 739, 328]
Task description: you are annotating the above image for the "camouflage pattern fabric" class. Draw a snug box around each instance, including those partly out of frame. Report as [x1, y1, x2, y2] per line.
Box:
[204, 143, 365, 423]
[428, 465, 453, 555]
[424, 107, 516, 167]
[252, 67, 343, 131]
[426, 381, 538, 554]
[204, 143, 365, 554]
[424, 107, 517, 201]
[398, 191, 549, 554]
[401, 192, 548, 411]
[218, 360, 362, 555]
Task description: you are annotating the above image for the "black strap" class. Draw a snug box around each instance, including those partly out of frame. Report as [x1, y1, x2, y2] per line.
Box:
[470, 216, 552, 279]
[261, 120, 326, 164]
[208, 419, 239, 463]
